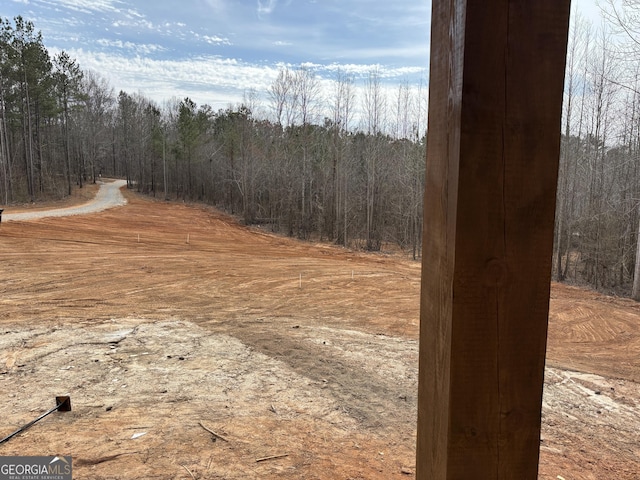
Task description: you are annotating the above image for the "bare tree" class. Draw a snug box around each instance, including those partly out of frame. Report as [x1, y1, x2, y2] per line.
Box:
[554, 11, 588, 281]
[330, 69, 356, 244]
[394, 79, 412, 140]
[269, 67, 298, 127]
[361, 67, 387, 250]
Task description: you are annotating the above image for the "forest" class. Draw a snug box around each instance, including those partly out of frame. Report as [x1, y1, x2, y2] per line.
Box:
[2, 8, 640, 296]
[0, 16, 426, 259]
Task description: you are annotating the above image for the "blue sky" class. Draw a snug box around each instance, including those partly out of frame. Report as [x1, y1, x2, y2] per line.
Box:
[2, 0, 604, 115]
[2, 0, 430, 112]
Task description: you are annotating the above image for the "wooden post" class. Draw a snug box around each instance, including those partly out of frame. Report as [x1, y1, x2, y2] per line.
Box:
[416, 1, 571, 479]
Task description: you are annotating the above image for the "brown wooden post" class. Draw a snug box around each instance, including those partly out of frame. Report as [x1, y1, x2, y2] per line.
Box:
[416, 1, 571, 479]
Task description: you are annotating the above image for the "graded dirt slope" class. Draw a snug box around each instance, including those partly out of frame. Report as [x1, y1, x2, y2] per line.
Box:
[0, 182, 638, 479]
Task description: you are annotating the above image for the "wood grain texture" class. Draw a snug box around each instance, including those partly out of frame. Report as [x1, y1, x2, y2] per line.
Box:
[416, 1, 571, 478]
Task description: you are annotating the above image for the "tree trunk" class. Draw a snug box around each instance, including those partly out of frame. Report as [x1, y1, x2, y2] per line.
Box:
[631, 203, 640, 300]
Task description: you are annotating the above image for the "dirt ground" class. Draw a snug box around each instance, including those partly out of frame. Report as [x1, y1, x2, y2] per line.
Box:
[0, 181, 638, 479]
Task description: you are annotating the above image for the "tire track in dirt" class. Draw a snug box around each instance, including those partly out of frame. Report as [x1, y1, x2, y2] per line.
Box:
[218, 318, 418, 439]
[1, 186, 639, 478]
[0, 319, 417, 479]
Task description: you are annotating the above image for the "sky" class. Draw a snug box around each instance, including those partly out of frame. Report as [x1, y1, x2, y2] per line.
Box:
[2, 0, 430, 114]
[1, 0, 605, 116]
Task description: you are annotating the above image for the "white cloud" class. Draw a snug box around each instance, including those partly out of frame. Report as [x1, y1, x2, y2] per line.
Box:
[54, 47, 281, 109]
[203, 35, 230, 45]
[15, 0, 430, 124]
[126, 8, 143, 18]
[48, 0, 131, 15]
[53, 45, 425, 112]
[111, 17, 155, 30]
[96, 38, 166, 55]
[203, 0, 226, 13]
[191, 32, 231, 46]
[320, 63, 426, 80]
[257, 0, 277, 16]
[327, 44, 429, 63]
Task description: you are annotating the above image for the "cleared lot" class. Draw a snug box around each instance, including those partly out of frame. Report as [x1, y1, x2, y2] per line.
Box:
[0, 183, 638, 478]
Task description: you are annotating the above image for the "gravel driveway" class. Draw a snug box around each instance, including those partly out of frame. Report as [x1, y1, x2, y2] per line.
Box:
[2, 180, 127, 222]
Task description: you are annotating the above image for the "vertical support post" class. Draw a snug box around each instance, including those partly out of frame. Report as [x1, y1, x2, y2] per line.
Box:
[416, 1, 571, 479]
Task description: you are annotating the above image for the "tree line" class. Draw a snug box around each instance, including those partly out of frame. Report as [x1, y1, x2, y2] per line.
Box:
[553, 5, 640, 298]
[0, 16, 426, 258]
[0, 17, 84, 201]
[7, 11, 640, 296]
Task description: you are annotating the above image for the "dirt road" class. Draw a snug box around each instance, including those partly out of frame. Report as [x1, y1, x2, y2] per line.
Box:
[2, 180, 127, 222]
[0, 182, 638, 479]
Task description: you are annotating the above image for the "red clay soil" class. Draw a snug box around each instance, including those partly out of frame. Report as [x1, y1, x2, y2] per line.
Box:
[0, 181, 638, 479]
